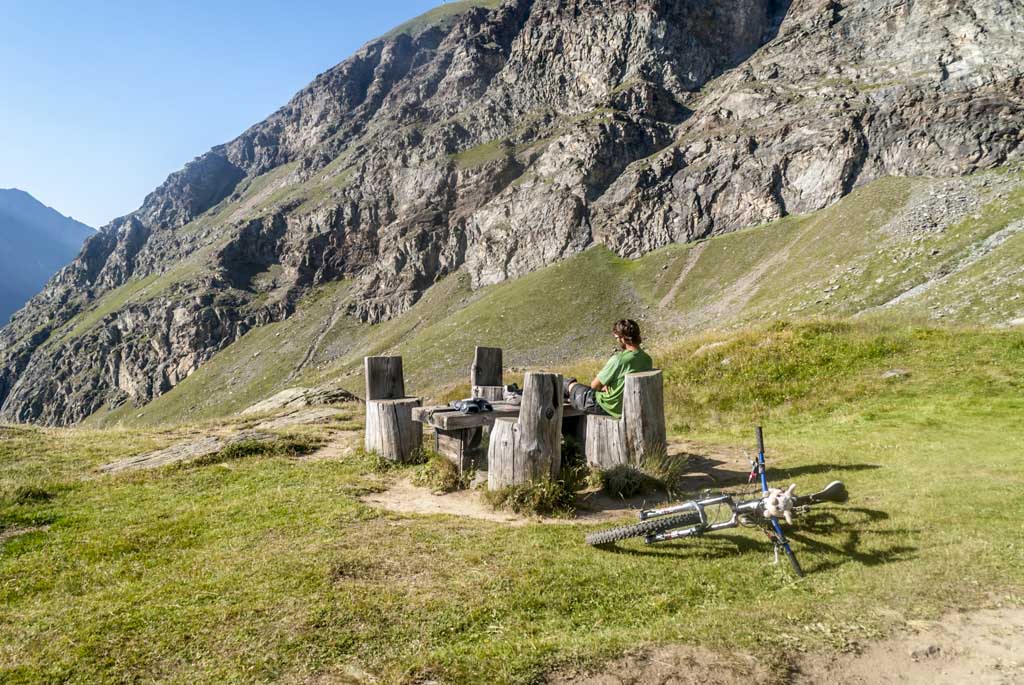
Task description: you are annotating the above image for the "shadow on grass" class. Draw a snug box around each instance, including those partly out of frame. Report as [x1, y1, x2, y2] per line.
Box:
[772, 463, 883, 481]
[593, 532, 765, 560]
[671, 452, 882, 494]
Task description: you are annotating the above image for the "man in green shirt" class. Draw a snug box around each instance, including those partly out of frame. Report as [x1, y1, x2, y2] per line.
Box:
[564, 319, 653, 419]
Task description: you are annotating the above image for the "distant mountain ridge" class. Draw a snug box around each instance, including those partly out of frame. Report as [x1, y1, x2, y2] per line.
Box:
[0, 189, 94, 325]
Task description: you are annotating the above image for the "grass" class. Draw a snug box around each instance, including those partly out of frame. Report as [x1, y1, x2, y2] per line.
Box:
[482, 477, 580, 517]
[451, 139, 512, 169]
[188, 436, 321, 468]
[1, 321, 1023, 682]
[382, 0, 504, 39]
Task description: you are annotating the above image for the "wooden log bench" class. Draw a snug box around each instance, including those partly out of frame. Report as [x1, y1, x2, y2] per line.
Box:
[584, 370, 667, 469]
[363, 356, 422, 463]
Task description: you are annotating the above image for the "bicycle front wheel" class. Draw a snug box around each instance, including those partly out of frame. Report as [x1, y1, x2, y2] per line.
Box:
[585, 512, 702, 546]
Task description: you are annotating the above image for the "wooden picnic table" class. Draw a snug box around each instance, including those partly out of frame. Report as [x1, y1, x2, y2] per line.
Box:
[412, 401, 584, 472]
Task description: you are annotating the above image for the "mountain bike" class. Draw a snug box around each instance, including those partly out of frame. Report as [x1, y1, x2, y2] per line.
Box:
[585, 427, 849, 576]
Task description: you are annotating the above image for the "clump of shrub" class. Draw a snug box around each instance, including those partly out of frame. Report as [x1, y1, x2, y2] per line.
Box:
[412, 452, 470, 493]
[7, 486, 56, 505]
[640, 448, 689, 494]
[484, 435, 589, 516]
[351, 447, 401, 473]
[483, 477, 578, 517]
[596, 449, 690, 499]
[597, 465, 661, 499]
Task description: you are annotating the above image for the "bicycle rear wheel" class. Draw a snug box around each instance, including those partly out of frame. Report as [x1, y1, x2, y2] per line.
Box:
[586, 512, 702, 546]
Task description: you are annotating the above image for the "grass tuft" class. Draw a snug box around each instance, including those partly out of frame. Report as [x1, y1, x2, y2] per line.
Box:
[597, 464, 662, 499]
[640, 447, 690, 494]
[483, 478, 578, 517]
[412, 452, 471, 493]
[5, 486, 56, 505]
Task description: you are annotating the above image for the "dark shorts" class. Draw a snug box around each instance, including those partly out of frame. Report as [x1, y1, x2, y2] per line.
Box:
[563, 378, 609, 416]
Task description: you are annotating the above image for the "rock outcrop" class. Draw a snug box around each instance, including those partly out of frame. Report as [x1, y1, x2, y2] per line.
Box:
[2, 0, 1022, 425]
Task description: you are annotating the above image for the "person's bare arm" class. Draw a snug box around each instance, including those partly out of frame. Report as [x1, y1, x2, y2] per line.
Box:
[590, 377, 606, 391]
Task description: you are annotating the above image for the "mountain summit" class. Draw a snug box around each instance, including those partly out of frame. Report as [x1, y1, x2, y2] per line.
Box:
[0, 189, 94, 325]
[1, 0, 1022, 425]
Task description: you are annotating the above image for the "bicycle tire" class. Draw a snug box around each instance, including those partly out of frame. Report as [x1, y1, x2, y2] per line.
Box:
[586, 512, 702, 546]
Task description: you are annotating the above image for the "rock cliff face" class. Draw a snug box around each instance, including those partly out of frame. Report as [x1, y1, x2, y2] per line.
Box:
[2, 0, 1022, 425]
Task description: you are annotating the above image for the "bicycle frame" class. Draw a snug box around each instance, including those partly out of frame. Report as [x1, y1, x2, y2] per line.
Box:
[634, 427, 805, 575]
[640, 493, 762, 542]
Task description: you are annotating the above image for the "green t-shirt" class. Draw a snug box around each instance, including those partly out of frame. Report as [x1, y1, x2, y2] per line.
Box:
[595, 348, 653, 418]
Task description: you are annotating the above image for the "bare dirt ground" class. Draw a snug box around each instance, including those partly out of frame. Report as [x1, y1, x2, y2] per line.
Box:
[359, 438, 754, 526]
[549, 607, 1024, 684]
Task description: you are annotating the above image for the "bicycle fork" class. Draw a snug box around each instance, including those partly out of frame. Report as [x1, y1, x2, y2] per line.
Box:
[756, 427, 804, 577]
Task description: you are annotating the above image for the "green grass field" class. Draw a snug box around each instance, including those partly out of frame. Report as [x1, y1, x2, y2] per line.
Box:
[4, 322, 1023, 683]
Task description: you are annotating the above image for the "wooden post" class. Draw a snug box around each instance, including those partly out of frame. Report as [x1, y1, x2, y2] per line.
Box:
[471, 347, 503, 387]
[487, 372, 563, 489]
[623, 370, 667, 462]
[364, 356, 421, 463]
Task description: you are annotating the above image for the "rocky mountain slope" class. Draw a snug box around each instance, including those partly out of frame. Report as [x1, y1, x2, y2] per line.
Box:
[2, 0, 1022, 425]
[0, 189, 94, 325]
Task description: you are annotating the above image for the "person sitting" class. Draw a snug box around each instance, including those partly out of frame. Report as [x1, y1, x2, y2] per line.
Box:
[564, 319, 653, 418]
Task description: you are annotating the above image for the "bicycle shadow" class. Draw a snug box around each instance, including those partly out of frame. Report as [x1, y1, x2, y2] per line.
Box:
[591, 505, 918, 572]
[785, 507, 918, 573]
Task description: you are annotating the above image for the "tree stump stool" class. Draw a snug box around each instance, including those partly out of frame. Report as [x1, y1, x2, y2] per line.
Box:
[488, 372, 563, 489]
[363, 356, 422, 463]
[585, 370, 667, 468]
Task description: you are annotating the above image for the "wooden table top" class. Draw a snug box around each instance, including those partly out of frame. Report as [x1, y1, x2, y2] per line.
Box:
[412, 402, 583, 430]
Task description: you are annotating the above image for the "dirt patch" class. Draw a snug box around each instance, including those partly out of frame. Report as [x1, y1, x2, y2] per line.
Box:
[362, 479, 542, 525]
[361, 478, 691, 526]
[301, 431, 363, 461]
[550, 645, 773, 685]
[548, 607, 1024, 684]
[792, 607, 1024, 684]
[0, 525, 51, 546]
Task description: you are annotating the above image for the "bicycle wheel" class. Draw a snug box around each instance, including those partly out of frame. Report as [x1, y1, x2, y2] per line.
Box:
[585, 512, 702, 546]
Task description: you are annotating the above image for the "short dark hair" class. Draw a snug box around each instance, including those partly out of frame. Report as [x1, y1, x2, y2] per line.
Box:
[613, 319, 641, 345]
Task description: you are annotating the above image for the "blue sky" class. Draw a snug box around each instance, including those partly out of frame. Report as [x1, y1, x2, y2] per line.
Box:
[0, 0, 449, 228]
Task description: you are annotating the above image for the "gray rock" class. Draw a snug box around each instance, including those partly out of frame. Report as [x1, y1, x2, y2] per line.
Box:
[98, 430, 274, 473]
